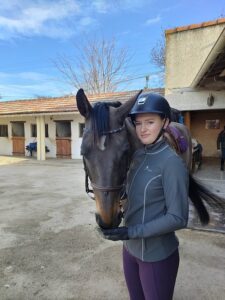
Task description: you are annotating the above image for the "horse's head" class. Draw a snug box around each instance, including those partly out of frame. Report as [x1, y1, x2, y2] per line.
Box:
[76, 89, 141, 229]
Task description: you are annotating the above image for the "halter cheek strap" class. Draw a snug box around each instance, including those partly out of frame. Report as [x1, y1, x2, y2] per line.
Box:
[82, 123, 127, 201]
[83, 157, 95, 200]
[83, 157, 126, 201]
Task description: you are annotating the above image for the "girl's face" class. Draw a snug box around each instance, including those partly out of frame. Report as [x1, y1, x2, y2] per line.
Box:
[134, 113, 168, 145]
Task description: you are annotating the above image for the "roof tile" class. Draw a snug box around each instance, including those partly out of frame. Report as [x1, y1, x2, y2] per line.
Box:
[166, 17, 225, 35]
[0, 88, 164, 116]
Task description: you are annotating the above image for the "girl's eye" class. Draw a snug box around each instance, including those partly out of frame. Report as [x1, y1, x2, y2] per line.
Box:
[135, 122, 141, 126]
[135, 121, 154, 128]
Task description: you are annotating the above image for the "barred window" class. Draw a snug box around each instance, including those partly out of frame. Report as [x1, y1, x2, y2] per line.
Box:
[31, 124, 37, 137]
[56, 121, 71, 137]
[0, 125, 8, 137]
[45, 124, 49, 137]
[31, 124, 49, 138]
[79, 123, 85, 137]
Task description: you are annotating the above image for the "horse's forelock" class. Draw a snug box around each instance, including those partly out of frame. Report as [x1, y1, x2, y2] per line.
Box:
[109, 101, 122, 108]
[92, 103, 109, 137]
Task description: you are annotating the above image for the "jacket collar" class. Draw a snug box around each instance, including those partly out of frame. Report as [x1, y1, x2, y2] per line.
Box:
[144, 138, 168, 154]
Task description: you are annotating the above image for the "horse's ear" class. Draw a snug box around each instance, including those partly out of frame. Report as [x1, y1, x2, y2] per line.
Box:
[76, 88, 92, 118]
[116, 90, 142, 121]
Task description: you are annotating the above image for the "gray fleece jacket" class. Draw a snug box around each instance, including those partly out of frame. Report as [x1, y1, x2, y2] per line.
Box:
[124, 139, 189, 262]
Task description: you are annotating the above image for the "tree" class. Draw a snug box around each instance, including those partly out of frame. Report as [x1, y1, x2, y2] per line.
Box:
[55, 37, 130, 94]
[150, 31, 165, 70]
[149, 31, 166, 87]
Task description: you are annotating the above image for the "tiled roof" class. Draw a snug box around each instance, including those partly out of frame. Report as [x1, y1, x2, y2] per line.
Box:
[0, 88, 164, 116]
[166, 17, 225, 35]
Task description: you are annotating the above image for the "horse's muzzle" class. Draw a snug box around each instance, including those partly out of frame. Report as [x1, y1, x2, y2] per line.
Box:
[95, 211, 123, 229]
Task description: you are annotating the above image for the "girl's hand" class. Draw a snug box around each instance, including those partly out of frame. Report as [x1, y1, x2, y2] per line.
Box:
[98, 226, 129, 241]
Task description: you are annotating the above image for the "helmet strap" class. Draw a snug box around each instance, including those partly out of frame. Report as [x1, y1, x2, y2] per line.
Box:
[151, 118, 167, 145]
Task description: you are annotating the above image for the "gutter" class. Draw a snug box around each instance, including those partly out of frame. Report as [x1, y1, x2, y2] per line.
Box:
[0, 111, 80, 118]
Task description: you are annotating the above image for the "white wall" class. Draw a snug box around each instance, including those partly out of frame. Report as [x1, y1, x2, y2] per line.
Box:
[23, 116, 54, 158]
[0, 120, 12, 155]
[71, 119, 83, 159]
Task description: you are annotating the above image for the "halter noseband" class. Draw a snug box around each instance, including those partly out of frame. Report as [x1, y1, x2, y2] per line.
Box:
[102, 124, 125, 135]
[83, 124, 126, 201]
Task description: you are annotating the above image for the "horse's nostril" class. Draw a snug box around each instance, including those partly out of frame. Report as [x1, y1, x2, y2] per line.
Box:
[95, 213, 108, 229]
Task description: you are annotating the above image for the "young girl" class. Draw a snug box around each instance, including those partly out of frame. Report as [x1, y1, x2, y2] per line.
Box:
[101, 92, 189, 300]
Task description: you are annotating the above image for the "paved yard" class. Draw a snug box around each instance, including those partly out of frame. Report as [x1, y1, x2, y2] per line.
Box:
[0, 156, 225, 300]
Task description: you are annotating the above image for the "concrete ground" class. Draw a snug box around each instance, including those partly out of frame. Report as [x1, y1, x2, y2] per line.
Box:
[189, 157, 225, 232]
[194, 157, 225, 184]
[0, 156, 225, 300]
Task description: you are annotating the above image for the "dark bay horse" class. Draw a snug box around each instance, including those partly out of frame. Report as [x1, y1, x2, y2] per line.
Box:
[76, 88, 225, 229]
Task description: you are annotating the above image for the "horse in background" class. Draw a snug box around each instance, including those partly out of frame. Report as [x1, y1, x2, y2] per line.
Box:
[76, 89, 225, 229]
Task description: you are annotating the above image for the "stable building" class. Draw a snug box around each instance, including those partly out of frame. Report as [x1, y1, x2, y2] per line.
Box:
[165, 18, 225, 157]
[0, 89, 163, 160]
[0, 96, 82, 160]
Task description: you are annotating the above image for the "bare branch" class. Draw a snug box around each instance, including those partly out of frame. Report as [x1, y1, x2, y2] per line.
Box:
[54, 37, 131, 94]
[150, 31, 165, 70]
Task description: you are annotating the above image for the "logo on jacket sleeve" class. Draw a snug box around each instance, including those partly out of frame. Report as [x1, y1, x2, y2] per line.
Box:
[144, 165, 152, 172]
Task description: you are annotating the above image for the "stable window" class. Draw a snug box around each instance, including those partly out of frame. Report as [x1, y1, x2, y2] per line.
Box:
[45, 124, 49, 137]
[31, 124, 37, 137]
[79, 123, 85, 137]
[0, 125, 8, 137]
[56, 121, 71, 137]
[11, 122, 24, 137]
[31, 124, 49, 137]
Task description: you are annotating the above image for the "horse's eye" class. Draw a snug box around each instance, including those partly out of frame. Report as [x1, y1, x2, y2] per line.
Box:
[81, 144, 90, 156]
[81, 149, 89, 156]
[123, 143, 130, 152]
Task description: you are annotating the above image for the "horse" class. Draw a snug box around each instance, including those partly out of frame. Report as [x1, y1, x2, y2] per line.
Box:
[76, 88, 225, 229]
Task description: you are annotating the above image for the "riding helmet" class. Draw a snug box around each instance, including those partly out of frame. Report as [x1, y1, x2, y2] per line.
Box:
[130, 92, 171, 121]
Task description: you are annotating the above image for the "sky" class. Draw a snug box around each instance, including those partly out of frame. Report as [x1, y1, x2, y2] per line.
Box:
[0, 0, 225, 101]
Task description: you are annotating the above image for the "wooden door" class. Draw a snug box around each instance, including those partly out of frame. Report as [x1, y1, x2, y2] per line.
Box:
[11, 122, 25, 156]
[56, 138, 71, 158]
[12, 137, 25, 156]
[55, 121, 71, 158]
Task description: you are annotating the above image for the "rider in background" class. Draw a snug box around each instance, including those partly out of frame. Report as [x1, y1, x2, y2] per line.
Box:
[101, 92, 189, 300]
[217, 125, 225, 171]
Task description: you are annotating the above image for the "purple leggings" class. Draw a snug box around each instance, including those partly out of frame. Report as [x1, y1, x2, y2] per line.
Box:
[123, 247, 179, 300]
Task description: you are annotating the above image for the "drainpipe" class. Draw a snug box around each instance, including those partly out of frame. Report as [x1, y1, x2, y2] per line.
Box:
[36, 116, 46, 160]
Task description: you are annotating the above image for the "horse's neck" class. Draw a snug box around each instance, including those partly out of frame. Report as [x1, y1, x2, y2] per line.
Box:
[125, 118, 192, 171]
[168, 122, 192, 170]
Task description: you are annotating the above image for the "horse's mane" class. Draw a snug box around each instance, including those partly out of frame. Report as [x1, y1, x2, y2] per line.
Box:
[170, 108, 182, 123]
[91, 101, 121, 140]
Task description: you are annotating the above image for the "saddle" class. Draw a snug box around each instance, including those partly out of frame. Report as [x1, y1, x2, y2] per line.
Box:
[164, 125, 188, 154]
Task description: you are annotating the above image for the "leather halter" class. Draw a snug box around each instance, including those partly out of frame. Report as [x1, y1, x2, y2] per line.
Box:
[83, 124, 126, 201]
